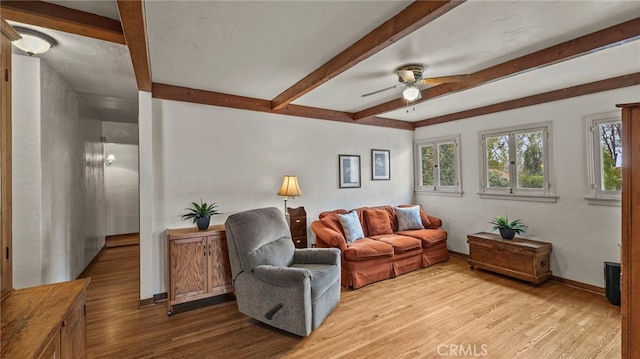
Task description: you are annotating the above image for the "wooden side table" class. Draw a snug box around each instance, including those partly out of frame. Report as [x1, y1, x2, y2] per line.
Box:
[287, 207, 307, 248]
[166, 225, 233, 316]
[467, 232, 552, 284]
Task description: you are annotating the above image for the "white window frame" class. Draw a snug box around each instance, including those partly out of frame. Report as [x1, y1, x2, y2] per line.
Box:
[585, 111, 622, 206]
[478, 122, 557, 203]
[414, 135, 462, 196]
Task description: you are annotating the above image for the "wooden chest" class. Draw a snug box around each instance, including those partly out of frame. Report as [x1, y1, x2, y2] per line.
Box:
[467, 232, 552, 284]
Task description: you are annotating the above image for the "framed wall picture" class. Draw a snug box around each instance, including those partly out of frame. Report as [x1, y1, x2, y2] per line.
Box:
[371, 149, 390, 180]
[339, 154, 361, 188]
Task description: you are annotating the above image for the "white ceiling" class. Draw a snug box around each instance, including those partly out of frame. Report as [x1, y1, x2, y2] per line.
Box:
[24, 0, 640, 126]
[10, 21, 138, 123]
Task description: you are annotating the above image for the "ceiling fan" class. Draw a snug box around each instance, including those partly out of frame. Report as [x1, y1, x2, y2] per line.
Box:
[361, 64, 470, 102]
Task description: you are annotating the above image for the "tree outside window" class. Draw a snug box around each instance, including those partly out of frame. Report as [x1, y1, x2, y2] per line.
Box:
[598, 121, 622, 192]
[415, 136, 461, 194]
[479, 123, 554, 200]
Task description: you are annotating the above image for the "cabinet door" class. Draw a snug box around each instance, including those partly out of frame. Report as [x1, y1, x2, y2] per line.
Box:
[39, 332, 60, 359]
[60, 293, 86, 358]
[169, 237, 208, 301]
[207, 235, 233, 296]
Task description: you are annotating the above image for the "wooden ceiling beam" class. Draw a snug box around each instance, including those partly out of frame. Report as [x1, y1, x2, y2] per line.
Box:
[152, 83, 414, 131]
[414, 72, 640, 128]
[356, 17, 640, 121]
[117, 0, 152, 92]
[0, 1, 125, 44]
[270, 0, 464, 110]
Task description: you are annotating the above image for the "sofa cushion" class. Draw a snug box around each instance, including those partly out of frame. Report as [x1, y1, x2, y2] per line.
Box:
[320, 214, 344, 236]
[395, 206, 425, 231]
[364, 209, 393, 236]
[398, 204, 432, 228]
[396, 229, 447, 248]
[338, 211, 365, 243]
[369, 234, 422, 253]
[343, 238, 394, 261]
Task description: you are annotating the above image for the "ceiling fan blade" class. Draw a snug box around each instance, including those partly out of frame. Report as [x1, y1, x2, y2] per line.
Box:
[422, 74, 470, 85]
[398, 70, 415, 82]
[361, 84, 404, 98]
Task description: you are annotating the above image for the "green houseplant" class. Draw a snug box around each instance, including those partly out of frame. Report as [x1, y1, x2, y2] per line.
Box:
[182, 200, 220, 230]
[490, 215, 526, 239]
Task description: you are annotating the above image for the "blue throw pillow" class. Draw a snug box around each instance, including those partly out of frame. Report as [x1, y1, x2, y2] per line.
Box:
[338, 211, 365, 243]
[395, 206, 425, 231]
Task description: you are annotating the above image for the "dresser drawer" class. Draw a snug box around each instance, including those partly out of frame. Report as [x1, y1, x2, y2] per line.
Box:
[292, 236, 307, 248]
[289, 216, 306, 237]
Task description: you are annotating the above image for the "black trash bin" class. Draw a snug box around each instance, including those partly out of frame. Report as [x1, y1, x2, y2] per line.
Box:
[604, 261, 621, 306]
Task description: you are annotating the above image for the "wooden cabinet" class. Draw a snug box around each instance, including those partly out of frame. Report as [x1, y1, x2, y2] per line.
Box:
[1, 278, 89, 358]
[287, 207, 307, 248]
[167, 225, 233, 316]
[467, 232, 552, 284]
[618, 102, 640, 358]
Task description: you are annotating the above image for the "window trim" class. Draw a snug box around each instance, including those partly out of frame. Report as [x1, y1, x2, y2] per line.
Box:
[585, 111, 622, 206]
[478, 122, 556, 202]
[414, 134, 462, 196]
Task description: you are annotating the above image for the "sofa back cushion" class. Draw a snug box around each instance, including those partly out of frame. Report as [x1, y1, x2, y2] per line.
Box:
[320, 214, 344, 236]
[363, 208, 393, 235]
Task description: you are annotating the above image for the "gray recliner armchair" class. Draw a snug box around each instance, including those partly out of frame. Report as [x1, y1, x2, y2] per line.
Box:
[225, 207, 341, 336]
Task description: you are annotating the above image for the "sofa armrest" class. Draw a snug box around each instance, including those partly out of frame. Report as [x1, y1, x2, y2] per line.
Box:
[253, 265, 311, 287]
[310, 221, 347, 251]
[294, 248, 340, 265]
[426, 215, 442, 229]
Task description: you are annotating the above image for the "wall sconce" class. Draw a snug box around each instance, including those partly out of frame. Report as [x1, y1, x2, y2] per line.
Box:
[106, 154, 116, 166]
[12, 26, 58, 56]
[277, 175, 302, 220]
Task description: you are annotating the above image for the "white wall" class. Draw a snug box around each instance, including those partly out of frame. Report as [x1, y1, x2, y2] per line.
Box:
[104, 143, 139, 235]
[139, 99, 414, 299]
[12, 56, 42, 288]
[414, 86, 640, 288]
[12, 55, 106, 288]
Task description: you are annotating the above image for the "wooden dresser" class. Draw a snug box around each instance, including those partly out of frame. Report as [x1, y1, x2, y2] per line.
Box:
[467, 232, 552, 284]
[287, 206, 307, 248]
[1, 278, 90, 358]
[166, 225, 233, 316]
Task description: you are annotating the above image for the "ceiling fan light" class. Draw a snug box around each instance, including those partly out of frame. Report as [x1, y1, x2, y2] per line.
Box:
[402, 86, 420, 102]
[12, 27, 57, 56]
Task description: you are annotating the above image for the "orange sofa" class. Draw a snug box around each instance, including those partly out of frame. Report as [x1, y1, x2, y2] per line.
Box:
[310, 205, 448, 289]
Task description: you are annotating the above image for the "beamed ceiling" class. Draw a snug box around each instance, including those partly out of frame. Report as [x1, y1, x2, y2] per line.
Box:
[1, 0, 639, 128]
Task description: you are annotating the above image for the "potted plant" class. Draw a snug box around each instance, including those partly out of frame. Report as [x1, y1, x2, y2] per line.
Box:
[490, 215, 526, 239]
[182, 200, 220, 230]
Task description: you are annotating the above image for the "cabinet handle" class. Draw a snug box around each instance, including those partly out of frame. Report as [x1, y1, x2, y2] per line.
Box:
[295, 219, 301, 223]
[203, 245, 206, 257]
[541, 260, 547, 267]
[61, 319, 67, 328]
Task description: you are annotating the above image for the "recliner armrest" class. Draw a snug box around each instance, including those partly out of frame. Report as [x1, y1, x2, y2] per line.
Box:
[253, 265, 311, 287]
[294, 248, 340, 266]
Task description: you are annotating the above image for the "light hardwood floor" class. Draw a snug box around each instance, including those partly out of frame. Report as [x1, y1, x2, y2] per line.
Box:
[85, 246, 620, 358]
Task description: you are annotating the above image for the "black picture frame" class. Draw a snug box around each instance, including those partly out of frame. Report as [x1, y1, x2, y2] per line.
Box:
[371, 149, 390, 180]
[339, 154, 361, 188]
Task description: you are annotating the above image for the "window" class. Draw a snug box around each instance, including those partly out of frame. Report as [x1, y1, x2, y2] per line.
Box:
[479, 122, 556, 202]
[586, 112, 622, 205]
[415, 135, 462, 195]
